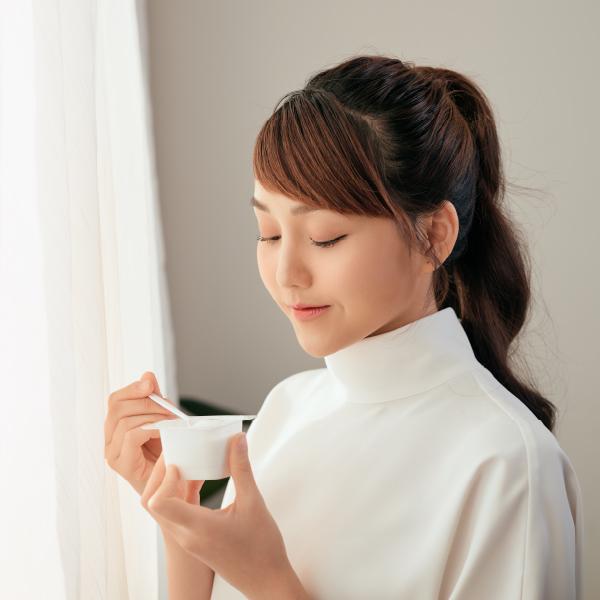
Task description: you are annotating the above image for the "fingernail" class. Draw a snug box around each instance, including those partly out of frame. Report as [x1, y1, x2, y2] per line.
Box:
[238, 433, 247, 452]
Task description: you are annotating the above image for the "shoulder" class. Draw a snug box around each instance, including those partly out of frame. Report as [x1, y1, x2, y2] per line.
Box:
[431, 373, 582, 599]
[447, 367, 579, 495]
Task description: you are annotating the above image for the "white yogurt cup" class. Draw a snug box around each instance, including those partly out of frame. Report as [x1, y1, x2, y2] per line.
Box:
[141, 415, 255, 480]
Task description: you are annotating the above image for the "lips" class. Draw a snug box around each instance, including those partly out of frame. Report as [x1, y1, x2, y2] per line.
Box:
[291, 305, 331, 321]
[290, 303, 330, 310]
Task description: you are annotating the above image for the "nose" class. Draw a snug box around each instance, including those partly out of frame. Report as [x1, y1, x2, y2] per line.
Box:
[275, 241, 312, 289]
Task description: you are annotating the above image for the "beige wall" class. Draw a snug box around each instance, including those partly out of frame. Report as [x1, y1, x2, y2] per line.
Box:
[146, 1, 598, 597]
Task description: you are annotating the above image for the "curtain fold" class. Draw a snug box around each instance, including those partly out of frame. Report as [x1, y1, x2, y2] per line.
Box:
[0, 1, 175, 598]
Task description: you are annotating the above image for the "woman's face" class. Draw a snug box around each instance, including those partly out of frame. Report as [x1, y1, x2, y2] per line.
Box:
[252, 179, 441, 358]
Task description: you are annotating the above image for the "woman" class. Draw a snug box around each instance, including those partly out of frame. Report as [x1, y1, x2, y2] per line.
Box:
[104, 55, 583, 599]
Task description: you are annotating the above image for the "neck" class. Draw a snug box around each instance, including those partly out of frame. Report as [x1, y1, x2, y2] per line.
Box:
[323, 307, 479, 404]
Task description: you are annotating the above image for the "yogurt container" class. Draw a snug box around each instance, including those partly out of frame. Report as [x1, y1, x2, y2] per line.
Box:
[141, 415, 256, 480]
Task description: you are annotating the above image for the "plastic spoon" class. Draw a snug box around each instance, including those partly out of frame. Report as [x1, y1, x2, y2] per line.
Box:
[148, 392, 191, 422]
[147, 393, 257, 426]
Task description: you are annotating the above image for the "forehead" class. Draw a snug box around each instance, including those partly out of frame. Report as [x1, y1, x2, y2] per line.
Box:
[251, 180, 333, 217]
[251, 180, 361, 223]
[250, 195, 323, 216]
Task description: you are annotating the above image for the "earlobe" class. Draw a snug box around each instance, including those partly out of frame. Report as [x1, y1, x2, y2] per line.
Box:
[421, 258, 435, 274]
[422, 258, 437, 274]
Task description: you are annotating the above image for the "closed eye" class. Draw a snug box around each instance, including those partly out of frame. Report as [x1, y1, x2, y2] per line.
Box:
[256, 235, 347, 248]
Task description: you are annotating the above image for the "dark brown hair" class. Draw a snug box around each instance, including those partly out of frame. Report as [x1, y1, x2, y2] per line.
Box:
[252, 54, 557, 432]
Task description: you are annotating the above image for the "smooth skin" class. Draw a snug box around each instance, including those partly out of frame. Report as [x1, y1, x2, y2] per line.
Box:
[253, 178, 459, 357]
[104, 372, 215, 599]
[104, 372, 180, 494]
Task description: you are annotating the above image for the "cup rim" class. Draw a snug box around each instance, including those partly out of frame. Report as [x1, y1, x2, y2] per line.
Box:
[141, 415, 253, 431]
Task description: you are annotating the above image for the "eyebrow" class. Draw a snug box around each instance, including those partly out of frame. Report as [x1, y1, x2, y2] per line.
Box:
[250, 195, 323, 216]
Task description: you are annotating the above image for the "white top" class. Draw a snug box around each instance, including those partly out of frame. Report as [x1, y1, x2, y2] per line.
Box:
[210, 307, 583, 600]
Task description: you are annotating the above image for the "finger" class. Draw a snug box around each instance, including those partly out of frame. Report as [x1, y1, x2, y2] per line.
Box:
[104, 398, 175, 446]
[140, 371, 183, 411]
[105, 413, 174, 463]
[141, 453, 166, 509]
[140, 371, 180, 405]
[142, 442, 162, 462]
[140, 371, 162, 398]
[150, 469, 219, 560]
[185, 480, 205, 504]
[150, 495, 216, 561]
[107, 373, 172, 409]
[107, 379, 152, 406]
[148, 465, 210, 527]
[113, 427, 161, 480]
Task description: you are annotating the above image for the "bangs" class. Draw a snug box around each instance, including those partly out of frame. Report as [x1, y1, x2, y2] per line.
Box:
[252, 89, 397, 219]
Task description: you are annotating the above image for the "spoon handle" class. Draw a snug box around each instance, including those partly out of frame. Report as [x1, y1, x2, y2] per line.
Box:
[148, 393, 190, 420]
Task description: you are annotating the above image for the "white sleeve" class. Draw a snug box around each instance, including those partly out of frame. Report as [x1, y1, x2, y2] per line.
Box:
[442, 429, 583, 600]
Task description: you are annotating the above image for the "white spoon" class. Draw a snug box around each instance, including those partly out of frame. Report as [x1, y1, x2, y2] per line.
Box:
[147, 393, 257, 425]
[148, 392, 192, 422]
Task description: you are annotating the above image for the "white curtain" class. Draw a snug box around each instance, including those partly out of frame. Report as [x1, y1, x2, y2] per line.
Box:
[0, 1, 176, 598]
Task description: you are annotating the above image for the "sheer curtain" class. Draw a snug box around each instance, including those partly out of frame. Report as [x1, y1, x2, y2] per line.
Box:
[0, 1, 175, 598]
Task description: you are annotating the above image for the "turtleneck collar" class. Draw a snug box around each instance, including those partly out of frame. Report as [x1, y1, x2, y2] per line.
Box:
[323, 307, 480, 404]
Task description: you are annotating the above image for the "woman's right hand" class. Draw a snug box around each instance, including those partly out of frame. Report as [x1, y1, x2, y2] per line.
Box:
[104, 371, 179, 495]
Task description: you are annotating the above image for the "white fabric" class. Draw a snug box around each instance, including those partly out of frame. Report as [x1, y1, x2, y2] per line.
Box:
[0, 1, 175, 598]
[211, 307, 583, 600]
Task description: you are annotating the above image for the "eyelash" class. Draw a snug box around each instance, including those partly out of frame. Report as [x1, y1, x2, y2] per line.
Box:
[256, 235, 347, 248]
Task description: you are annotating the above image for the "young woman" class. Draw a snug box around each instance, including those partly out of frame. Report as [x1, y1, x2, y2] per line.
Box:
[105, 55, 583, 599]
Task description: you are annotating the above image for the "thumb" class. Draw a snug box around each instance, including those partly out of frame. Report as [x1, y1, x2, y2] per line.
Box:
[229, 433, 257, 501]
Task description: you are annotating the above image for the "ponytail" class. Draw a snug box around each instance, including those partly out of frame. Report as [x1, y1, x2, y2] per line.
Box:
[421, 67, 557, 431]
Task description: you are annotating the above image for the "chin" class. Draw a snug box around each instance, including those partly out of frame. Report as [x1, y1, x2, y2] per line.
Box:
[293, 332, 339, 359]
[300, 345, 328, 359]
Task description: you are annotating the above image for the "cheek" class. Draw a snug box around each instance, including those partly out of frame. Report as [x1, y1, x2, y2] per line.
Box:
[334, 239, 413, 307]
[255, 235, 415, 311]
[256, 248, 276, 294]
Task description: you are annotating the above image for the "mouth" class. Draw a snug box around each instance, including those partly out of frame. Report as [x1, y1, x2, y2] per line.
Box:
[289, 303, 330, 310]
[289, 305, 331, 320]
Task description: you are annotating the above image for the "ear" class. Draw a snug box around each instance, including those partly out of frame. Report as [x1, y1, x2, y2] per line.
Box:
[420, 200, 460, 273]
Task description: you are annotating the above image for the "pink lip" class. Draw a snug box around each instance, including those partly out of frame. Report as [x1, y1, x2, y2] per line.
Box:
[291, 305, 331, 321]
[290, 303, 328, 309]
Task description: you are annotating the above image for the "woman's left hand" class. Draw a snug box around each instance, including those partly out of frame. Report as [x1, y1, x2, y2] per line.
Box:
[141, 432, 308, 600]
